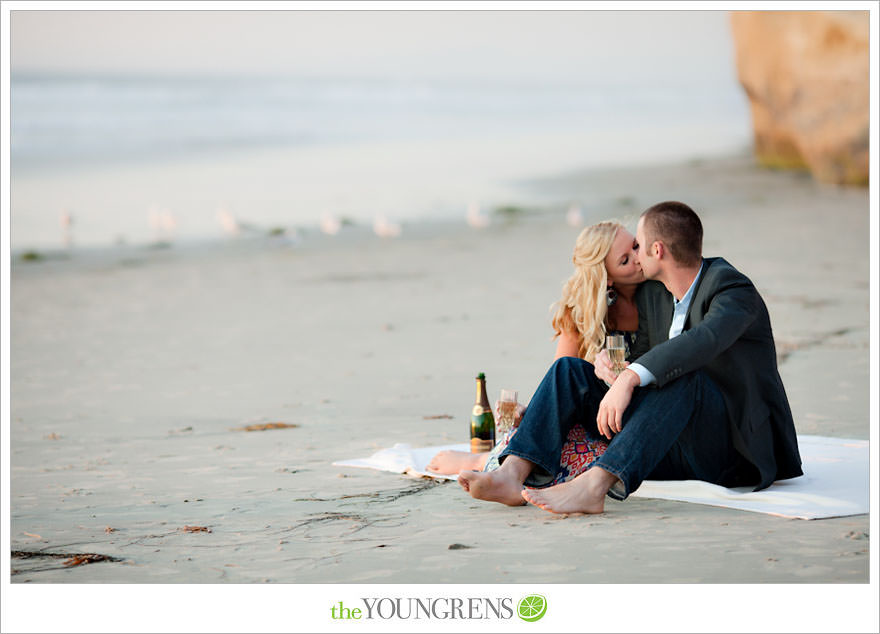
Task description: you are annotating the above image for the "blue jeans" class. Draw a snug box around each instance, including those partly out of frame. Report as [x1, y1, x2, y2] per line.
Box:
[499, 357, 755, 499]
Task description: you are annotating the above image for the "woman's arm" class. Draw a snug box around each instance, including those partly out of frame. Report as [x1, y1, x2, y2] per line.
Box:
[554, 328, 581, 360]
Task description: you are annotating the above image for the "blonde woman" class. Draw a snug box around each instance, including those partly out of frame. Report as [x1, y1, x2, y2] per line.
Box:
[427, 221, 644, 476]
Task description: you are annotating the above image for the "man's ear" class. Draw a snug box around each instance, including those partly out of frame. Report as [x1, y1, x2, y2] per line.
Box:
[653, 241, 664, 260]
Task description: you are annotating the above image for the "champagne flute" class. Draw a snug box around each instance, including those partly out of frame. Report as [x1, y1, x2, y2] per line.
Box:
[496, 389, 519, 438]
[605, 334, 627, 375]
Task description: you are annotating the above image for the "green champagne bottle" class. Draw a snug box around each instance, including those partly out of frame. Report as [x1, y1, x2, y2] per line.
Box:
[470, 372, 496, 453]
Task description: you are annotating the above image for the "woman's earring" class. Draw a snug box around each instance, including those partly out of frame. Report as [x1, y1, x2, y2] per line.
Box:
[606, 287, 618, 307]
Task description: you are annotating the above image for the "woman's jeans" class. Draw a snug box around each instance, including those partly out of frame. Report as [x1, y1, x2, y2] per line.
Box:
[499, 357, 753, 499]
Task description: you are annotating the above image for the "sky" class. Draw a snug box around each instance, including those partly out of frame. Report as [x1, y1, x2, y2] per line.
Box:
[10, 9, 738, 84]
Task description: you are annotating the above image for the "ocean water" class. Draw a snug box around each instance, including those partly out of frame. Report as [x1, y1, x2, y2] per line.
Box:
[10, 73, 752, 248]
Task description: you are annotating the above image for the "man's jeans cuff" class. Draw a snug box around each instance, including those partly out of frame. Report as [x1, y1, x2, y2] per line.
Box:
[607, 479, 628, 501]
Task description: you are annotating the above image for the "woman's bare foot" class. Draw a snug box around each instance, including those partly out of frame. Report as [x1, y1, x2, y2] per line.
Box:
[426, 450, 487, 475]
[457, 470, 527, 506]
[521, 467, 618, 514]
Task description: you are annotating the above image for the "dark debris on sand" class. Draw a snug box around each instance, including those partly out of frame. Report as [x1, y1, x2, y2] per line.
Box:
[11, 550, 123, 575]
[294, 478, 446, 504]
[232, 422, 300, 432]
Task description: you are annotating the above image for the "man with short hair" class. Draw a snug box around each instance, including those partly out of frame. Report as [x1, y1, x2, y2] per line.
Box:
[458, 201, 802, 513]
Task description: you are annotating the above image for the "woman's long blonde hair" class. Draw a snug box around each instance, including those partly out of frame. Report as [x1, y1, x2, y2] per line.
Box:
[551, 221, 624, 362]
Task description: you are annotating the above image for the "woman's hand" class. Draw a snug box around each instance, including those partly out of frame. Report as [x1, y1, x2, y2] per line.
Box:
[594, 349, 629, 385]
[513, 403, 526, 427]
[493, 401, 527, 427]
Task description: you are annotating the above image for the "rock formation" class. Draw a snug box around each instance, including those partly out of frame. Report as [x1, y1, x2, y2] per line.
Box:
[730, 11, 868, 185]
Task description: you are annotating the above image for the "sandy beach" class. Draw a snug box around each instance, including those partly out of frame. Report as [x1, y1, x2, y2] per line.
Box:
[7, 152, 871, 592]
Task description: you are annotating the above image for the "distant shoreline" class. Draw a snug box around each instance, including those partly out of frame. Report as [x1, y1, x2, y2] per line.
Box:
[10, 149, 767, 256]
[9, 70, 752, 249]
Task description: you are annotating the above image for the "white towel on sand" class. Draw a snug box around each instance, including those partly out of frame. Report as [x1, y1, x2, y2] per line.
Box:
[332, 435, 868, 520]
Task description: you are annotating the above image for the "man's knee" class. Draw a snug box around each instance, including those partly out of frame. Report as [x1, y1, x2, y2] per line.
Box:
[661, 370, 721, 406]
[664, 370, 700, 391]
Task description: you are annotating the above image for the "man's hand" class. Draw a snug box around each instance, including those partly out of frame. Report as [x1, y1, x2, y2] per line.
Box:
[594, 348, 630, 385]
[596, 369, 640, 439]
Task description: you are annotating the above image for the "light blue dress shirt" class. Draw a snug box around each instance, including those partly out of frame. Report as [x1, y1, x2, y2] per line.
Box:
[628, 260, 705, 386]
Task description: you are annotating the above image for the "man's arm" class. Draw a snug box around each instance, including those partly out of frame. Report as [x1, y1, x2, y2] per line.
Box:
[634, 279, 760, 387]
[596, 368, 640, 438]
[596, 272, 760, 437]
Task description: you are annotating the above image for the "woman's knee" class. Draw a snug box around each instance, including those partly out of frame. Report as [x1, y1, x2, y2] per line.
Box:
[551, 356, 592, 375]
[549, 356, 598, 390]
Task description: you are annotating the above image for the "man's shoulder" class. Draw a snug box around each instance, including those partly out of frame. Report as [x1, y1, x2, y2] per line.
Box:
[635, 280, 666, 295]
[634, 280, 668, 301]
[701, 257, 755, 290]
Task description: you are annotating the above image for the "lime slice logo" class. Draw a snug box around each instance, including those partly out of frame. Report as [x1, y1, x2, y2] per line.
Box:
[517, 594, 547, 622]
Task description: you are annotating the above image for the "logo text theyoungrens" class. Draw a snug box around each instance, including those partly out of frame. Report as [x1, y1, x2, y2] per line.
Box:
[330, 597, 515, 620]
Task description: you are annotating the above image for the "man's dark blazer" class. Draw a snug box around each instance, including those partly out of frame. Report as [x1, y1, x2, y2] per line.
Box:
[630, 257, 802, 491]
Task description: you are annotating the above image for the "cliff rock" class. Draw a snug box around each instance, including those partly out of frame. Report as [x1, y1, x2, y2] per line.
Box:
[730, 11, 869, 185]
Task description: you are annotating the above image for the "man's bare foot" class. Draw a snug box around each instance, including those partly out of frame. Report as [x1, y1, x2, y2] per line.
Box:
[457, 470, 527, 506]
[426, 450, 488, 475]
[522, 467, 618, 514]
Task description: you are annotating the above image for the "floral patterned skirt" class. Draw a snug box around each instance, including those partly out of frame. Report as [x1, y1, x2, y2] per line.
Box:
[483, 424, 609, 487]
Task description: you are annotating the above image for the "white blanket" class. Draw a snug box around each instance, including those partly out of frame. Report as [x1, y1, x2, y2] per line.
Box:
[332, 435, 868, 519]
